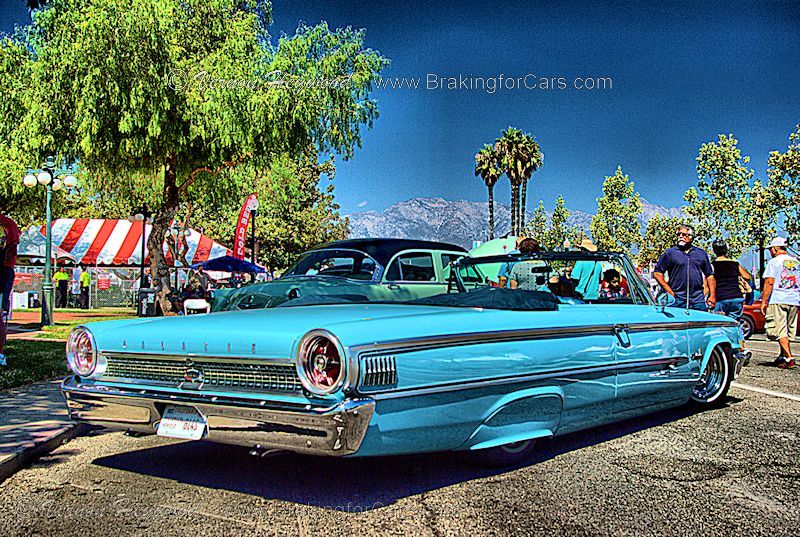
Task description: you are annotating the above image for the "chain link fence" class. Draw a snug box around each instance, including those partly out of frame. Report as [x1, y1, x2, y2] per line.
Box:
[11, 266, 164, 310]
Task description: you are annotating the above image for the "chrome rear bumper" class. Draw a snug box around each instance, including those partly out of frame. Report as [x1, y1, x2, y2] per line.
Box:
[61, 376, 374, 456]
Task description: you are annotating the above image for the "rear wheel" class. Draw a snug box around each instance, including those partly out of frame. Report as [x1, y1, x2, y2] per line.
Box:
[473, 439, 537, 467]
[691, 346, 732, 407]
[738, 315, 755, 340]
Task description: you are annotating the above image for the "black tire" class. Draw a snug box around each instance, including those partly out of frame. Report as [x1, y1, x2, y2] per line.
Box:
[472, 439, 537, 468]
[690, 346, 732, 407]
[738, 315, 755, 340]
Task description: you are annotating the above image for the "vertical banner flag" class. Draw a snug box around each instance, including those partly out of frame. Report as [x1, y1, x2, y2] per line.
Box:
[233, 193, 258, 259]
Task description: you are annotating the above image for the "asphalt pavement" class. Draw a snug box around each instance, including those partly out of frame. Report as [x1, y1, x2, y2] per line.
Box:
[0, 337, 797, 536]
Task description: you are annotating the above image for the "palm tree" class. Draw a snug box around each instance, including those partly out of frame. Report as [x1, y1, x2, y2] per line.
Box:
[496, 128, 543, 234]
[475, 144, 503, 239]
[518, 135, 543, 230]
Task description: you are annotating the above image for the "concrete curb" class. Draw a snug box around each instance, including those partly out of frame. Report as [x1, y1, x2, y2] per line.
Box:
[0, 423, 89, 484]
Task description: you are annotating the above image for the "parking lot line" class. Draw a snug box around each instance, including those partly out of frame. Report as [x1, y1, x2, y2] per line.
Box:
[731, 381, 800, 402]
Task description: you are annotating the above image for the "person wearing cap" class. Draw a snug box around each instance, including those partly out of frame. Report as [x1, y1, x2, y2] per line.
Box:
[570, 239, 603, 300]
[761, 237, 799, 369]
[711, 239, 751, 319]
[653, 225, 715, 311]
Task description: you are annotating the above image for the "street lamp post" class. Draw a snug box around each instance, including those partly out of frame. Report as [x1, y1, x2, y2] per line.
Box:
[128, 206, 152, 316]
[23, 157, 78, 326]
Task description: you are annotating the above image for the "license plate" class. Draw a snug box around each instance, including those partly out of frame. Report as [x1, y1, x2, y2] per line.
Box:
[157, 405, 207, 440]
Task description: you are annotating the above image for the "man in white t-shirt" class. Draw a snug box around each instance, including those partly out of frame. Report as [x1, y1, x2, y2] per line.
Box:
[761, 237, 800, 369]
[71, 265, 82, 307]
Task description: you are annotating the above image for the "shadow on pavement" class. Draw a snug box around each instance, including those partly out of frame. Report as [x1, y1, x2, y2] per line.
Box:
[92, 403, 714, 510]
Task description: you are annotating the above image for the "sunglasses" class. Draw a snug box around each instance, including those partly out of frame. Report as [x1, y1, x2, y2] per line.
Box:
[676, 232, 693, 237]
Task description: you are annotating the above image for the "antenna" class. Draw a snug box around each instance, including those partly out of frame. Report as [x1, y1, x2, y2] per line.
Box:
[686, 252, 690, 314]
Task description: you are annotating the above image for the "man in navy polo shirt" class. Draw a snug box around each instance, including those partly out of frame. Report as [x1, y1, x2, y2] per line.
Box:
[653, 225, 716, 311]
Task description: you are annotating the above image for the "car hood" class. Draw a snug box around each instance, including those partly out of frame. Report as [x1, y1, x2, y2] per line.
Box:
[81, 303, 608, 360]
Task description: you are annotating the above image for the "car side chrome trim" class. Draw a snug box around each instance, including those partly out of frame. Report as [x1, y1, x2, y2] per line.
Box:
[687, 320, 738, 329]
[369, 356, 694, 400]
[350, 324, 616, 356]
[350, 320, 734, 358]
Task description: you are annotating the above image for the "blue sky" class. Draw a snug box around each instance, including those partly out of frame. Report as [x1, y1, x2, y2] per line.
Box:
[3, 1, 799, 216]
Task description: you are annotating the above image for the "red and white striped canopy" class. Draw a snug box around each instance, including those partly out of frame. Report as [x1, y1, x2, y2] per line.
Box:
[42, 219, 232, 266]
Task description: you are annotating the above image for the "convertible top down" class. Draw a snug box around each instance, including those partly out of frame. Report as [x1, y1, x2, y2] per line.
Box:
[62, 249, 749, 466]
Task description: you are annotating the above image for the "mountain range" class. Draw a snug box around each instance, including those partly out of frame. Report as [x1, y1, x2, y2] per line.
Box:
[346, 197, 683, 248]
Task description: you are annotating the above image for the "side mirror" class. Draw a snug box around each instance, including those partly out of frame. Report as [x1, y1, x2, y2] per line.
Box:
[656, 293, 675, 307]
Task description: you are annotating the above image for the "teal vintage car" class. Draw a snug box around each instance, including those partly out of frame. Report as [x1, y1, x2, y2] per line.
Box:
[211, 238, 469, 311]
[62, 250, 749, 467]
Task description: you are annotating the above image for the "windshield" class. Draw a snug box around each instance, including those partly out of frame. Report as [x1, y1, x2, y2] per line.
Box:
[453, 252, 653, 305]
[283, 249, 382, 281]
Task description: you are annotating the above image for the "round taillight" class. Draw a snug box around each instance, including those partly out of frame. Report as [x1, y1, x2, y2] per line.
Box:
[66, 327, 98, 377]
[296, 330, 346, 395]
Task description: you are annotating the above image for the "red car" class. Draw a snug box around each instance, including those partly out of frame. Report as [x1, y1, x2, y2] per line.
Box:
[740, 300, 800, 339]
[739, 301, 765, 339]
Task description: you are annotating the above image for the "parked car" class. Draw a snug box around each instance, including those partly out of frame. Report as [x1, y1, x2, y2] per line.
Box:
[739, 299, 800, 339]
[211, 238, 469, 311]
[739, 301, 765, 339]
[62, 250, 749, 467]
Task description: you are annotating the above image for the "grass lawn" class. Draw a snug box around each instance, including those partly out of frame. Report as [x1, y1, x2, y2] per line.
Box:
[1, 308, 136, 389]
[35, 314, 137, 340]
[0, 339, 68, 390]
[10, 307, 137, 341]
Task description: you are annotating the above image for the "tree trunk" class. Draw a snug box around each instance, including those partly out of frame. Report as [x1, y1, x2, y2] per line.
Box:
[488, 185, 495, 240]
[758, 237, 765, 289]
[149, 153, 181, 315]
[510, 181, 518, 236]
[520, 179, 527, 231]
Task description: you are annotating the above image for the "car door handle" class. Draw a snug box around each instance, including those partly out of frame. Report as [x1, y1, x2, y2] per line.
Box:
[614, 326, 631, 348]
[387, 284, 400, 290]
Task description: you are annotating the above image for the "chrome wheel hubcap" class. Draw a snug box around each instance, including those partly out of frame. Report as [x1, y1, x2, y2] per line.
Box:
[500, 440, 531, 454]
[738, 318, 751, 339]
[693, 349, 726, 401]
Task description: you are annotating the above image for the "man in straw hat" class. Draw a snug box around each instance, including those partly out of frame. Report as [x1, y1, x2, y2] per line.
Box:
[570, 238, 603, 300]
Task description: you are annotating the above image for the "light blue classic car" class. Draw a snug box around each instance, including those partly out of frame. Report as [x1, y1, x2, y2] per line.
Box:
[62, 250, 749, 466]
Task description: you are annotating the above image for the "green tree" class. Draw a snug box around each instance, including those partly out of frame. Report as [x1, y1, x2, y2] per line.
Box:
[195, 149, 348, 270]
[0, 35, 41, 223]
[767, 123, 800, 238]
[683, 134, 752, 256]
[543, 195, 570, 250]
[2, 0, 387, 312]
[474, 144, 503, 240]
[637, 214, 689, 266]
[524, 200, 548, 245]
[258, 151, 349, 269]
[566, 226, 588, 249]
[744, 179, 779, 279]
[495, 127, 542, 235]
[590, 166, 642, 252]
